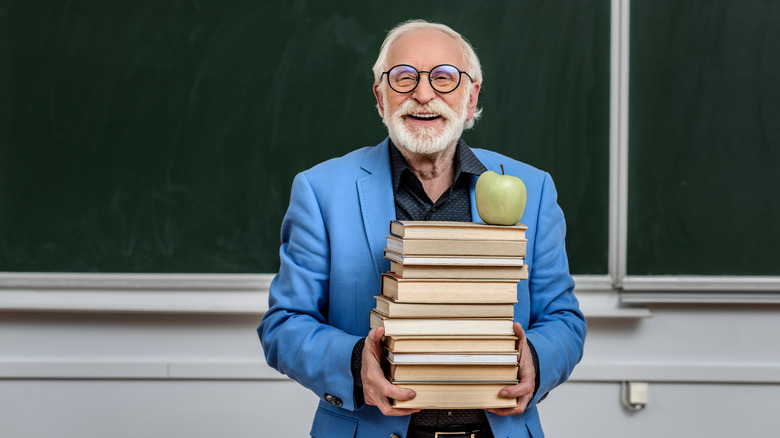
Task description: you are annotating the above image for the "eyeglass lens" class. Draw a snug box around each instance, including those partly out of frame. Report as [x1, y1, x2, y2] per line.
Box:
[387, 65, 462, 93]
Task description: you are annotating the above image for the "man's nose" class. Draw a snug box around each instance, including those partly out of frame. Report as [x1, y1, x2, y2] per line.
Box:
[411, 73, 437, 104]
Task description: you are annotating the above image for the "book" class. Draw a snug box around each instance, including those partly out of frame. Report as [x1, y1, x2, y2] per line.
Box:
[370, 311, 514, 336]
[389, 260, 528, 280]
[374, 295, 514, 318]
[387, 351, 518, 364]
[390, 382, 518, 409]
[384, 250, 524, 266]
[387, 362, 519, 382]
[381, 273, 518, 303]
[390, 220, 527, 241]
[383, 335, 518, 353]
[386, 234, 527, 257]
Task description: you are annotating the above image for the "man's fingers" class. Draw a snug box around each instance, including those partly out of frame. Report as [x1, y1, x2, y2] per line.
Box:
[386, 383, 416, 402]
[513, 322, 526, 343]
[487, 387, 532, 417]
[383, 384, 420, 416]
[361, 331, 420, 417]
[513, 321, 525, 336]
[487, 392, 531, 417]
[367, 381, 419, 416]
[499, 381, 534, 399]
[367, 326, 385, 343]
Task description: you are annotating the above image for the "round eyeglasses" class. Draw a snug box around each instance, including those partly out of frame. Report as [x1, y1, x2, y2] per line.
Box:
[381, 64, 473, 94]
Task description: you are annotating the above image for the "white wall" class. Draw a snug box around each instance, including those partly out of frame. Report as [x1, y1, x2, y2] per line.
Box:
[0, 380, 317, 438]
[2, 286, 778, 438]
[0, 306, 318, 438]
[541, 304, 780, 437]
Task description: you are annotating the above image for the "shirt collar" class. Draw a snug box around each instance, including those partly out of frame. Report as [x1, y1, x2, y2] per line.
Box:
[389, 138, 487, 190]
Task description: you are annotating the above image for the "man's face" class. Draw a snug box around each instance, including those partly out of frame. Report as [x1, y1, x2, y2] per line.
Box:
[374, 29, 480, 155]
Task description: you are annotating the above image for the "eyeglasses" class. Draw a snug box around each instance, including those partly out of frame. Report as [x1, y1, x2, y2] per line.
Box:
[381, 64, 473, 94]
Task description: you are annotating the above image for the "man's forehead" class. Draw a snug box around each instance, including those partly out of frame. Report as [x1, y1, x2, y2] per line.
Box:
[386, 28, 466, 68]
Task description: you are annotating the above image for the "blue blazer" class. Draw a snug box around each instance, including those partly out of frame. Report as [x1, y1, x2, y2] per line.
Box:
[258, 139, 586, 438]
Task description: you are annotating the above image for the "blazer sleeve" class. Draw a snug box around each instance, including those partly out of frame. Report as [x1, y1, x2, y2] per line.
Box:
[523, 172, 587, 407]
[257, 172, 363, 411]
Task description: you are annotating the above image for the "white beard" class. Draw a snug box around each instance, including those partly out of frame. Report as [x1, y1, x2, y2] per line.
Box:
[383, 89, 470, 155]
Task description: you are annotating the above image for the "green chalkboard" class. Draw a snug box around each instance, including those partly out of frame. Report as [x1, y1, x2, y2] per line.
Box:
[628, 0, 780, 275]
[1, 1, 610, 274]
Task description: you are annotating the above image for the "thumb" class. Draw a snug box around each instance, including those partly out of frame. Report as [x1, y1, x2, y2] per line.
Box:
[513, 322, 526, 345]
[367, 326, 385, 344]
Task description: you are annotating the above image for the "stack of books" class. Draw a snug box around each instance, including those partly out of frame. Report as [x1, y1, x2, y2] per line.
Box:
[369, 220, 528, 409]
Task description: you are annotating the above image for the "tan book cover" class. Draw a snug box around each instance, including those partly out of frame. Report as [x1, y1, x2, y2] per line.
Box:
[390, 382, 518, 409]
[390, 220, 527, 241]
[374, 295, 514, 318]
[389, 260, 528, 280]
[386, 234, 527, 257]
[383, 335, 518, 353]
[386, 351, 518, 364]
[388, 362, 519, 382]
[370, 311, 514, 336]
[384, 249, 524, 266]
[381, 273, 519, 303]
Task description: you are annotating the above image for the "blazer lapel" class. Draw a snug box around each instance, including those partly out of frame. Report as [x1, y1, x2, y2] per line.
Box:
[357, 139, 395, 278]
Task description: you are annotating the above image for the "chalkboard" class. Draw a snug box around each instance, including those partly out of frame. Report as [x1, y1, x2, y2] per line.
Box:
[0, 1, 610, 274]
[628, 0, 780, 275]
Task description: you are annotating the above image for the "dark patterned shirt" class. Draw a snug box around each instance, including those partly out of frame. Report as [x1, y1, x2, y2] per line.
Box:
[390, 138, 487, 222]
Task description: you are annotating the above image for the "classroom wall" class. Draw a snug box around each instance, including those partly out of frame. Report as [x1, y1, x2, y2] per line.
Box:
[1, 294, 779, 437]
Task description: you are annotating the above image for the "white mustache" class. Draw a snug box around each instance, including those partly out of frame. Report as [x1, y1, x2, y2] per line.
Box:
[394, 98, 457, 120]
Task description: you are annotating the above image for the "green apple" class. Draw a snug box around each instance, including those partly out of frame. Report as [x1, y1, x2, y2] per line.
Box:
[475, 165, 527, 225]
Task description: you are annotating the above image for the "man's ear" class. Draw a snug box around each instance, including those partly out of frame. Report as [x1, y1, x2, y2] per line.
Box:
[466, 82, 481, 120]
[373, 83, 385, 117]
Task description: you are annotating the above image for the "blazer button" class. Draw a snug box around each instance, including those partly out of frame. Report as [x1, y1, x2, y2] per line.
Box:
[390, 434, 401, 438]
[324, 393, 343, 407]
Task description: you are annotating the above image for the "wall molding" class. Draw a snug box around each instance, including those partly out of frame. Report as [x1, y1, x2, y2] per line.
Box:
[620, 276, 780, 304]
[4, 272, 779, 313]
[571, 362, 780, 384]
[0, 359, 284, 380]
[1, 272, 650, 318]
[0, 272, 272, 314]
[3, 358, 778, 385]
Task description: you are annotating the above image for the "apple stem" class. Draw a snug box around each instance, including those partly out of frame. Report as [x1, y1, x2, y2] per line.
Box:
[500, 164, 505, 175]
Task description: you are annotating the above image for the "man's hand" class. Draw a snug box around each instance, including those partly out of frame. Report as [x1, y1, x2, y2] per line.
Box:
[361, 327, 420, 416]
[487, 322, 536, 417]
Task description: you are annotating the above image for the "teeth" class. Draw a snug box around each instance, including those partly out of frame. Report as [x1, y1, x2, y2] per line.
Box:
[411, 113, 438, 119]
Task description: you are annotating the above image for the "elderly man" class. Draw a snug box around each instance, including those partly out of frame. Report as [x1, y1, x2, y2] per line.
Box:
[258, 19, 586, 438]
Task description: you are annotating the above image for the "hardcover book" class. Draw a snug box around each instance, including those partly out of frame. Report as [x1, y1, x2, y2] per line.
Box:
[387, 362, 519, 382]
[370, 311, 515, 336]
[381, 273, 519, 303]
[382, 335, 518, 353]
[390, 382, 518, 409]
[388, 260, 528, 280]
[385, 234, 527, 257]
[389, 220, 527, 241]
[374, 295, 514, 318]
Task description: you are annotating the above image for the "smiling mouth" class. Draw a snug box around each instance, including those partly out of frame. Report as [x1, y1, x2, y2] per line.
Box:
[407, 113, 442, 121]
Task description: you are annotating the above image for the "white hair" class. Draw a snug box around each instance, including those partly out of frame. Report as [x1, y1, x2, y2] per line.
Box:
[372, 19, 483, 129]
